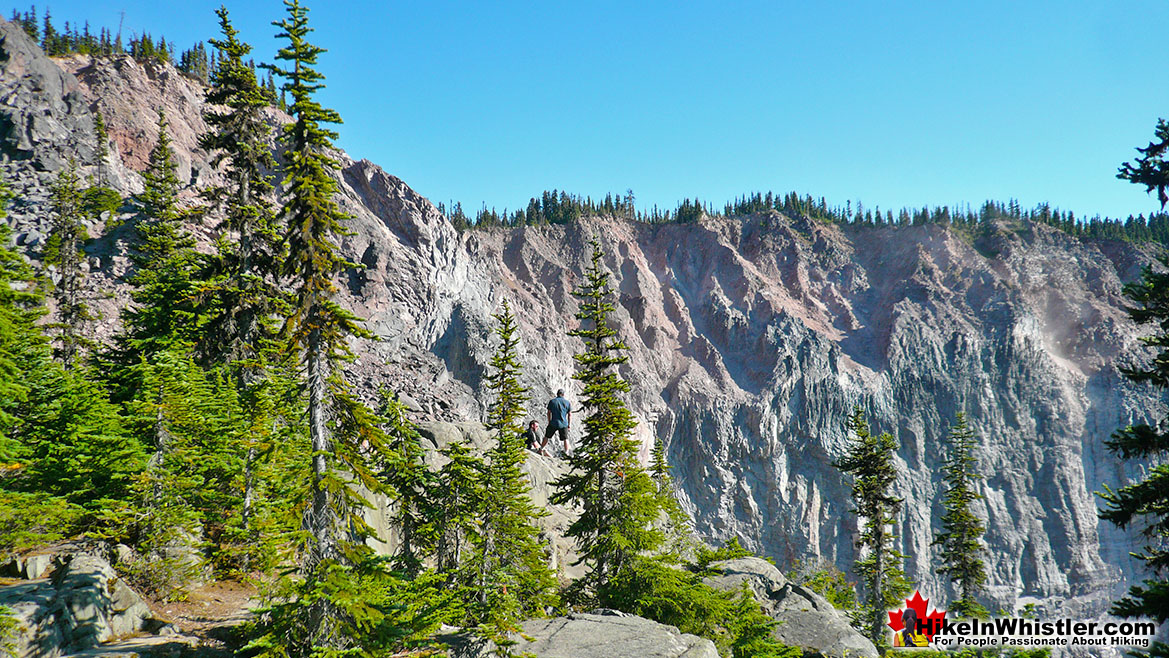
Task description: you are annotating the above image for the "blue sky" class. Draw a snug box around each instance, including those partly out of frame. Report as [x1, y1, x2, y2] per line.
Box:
[25, 0, 1169, 219]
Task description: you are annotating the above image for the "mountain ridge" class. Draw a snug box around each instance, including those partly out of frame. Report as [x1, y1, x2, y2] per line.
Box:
[0, 17, 1163, 625]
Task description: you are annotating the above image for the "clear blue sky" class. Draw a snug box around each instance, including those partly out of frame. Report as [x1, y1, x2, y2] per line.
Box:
[24, 0, 1169, 219]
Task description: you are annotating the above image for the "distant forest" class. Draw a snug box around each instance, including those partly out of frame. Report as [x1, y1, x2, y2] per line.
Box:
[442, 189, 1169, 245]
[10, 4, 1167, 246]
[7, 5, 281, 101]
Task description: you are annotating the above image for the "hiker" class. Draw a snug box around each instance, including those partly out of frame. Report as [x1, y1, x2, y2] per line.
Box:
[893, 607, 928, 647]
[541, 388, 572, 456]
[523, 420, 546, 456]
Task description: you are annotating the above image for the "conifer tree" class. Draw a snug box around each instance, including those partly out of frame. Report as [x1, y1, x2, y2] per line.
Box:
[434, 439, 483, 578]
[832, 407, 910, 648]
[933, 412, 988, 617]
[0, 185, 41, 465]
[258, 3, 452, 652]
[44, 161, 91, 369]
[379, 390, 439, 575]
[1119, 119, 1169, 209]
[469, 300, 556, 627]
[92, 109, 109, 188]
[198, 6, 283, 539]
[1099, 257, 1169, 658]
[112, 110, 201, 374]
[551, 239, 662, 595]
[268, 0, 374, 571]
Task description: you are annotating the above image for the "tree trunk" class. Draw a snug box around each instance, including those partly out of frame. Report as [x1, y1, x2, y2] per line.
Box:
[306, 327, 332, 566]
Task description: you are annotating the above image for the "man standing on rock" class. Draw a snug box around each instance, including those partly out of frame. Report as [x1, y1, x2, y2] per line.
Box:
[541, 389, 572, 456]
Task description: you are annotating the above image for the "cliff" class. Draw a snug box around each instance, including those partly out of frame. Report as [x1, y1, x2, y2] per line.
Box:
[1, 19, 1163, 625]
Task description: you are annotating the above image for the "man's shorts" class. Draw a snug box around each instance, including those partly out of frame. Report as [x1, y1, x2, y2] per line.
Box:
[544, 425, 568, 444]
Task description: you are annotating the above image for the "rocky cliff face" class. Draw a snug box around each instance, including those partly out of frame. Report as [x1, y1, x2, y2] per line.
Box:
[1, 18, 1163, 623]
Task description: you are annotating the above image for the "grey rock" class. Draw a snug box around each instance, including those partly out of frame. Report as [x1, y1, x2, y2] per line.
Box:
[704, 557, 877, 658]
[0, 549, 169, 658]
[23, 553, 52, 580]
[449, 610, 718, 658]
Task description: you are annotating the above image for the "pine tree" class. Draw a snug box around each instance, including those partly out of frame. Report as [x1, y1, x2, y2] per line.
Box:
[832, 407, 910, 649]
[257, 3, 454, 652]
[932, 412, 988, 617]
[378, 390, 438, 574]
[1098, 257, 1169, 658]
[551, 239, 662, 596]
[118, 111, 200, 363]
[469, 300, 557, 629]
[198, 6, 284, 539]
[1119, 119, 1169, 209]
[0, 185, 41, 466]
[92, 109, 109, 188]
[434, 439, 483, 578]
[44, 161, 91, 369]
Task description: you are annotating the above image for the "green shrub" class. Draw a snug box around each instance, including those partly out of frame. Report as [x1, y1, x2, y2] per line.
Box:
[0, 491, 82, 559]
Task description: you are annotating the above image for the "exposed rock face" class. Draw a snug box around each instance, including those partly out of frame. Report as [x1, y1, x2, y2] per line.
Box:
[364, 420, 583, 580]
[1, 17, 1165, 628]
[447, 609, 719, 658]
[0, 549, 169, 658]
[704, 557, 877, 658]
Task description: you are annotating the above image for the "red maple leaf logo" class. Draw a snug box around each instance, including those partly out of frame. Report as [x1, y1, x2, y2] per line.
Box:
[887, 590, 947, 642]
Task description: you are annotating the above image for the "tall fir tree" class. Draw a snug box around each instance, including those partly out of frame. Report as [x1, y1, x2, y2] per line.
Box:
[92, 109, 109, 188]
[1098, 257, 1169, 658]
[197, 6, 285, 541]
[832, 407, 910, 649]
[44, 161, 91, 369]
[551, 239, 662, 597]
[932, 412, 988, 617]
[110, 109, 202, 382]
[469, 300, 556, 629]
[269, 0, 372, 571]
[254, 3, 456, 652]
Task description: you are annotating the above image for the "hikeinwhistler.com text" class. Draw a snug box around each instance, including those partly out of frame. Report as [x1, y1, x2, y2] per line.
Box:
[921, 617, 1157, 650]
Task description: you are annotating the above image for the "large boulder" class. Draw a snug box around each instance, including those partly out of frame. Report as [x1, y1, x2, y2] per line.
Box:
[0, 548, 170, 658]
[704, 557, 878, 658]
[448, 609, 718, 658]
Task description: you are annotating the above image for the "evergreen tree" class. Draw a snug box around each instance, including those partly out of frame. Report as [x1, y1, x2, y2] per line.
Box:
[92, 109, 109, 188]
[269, 0, 372, 570]
[434, 439, 483, 578]
[198, 6, 283, 540]
[1099, 257, 1169, 658]
[0, 185, 42, 467]
[932, 412, 988, 617]
[114, 110, 201, 370]
[551, 239, 662, 597]
[255, 3, 456, 652]
[832, 407, 910, 649]
[379, 390, 439, 575]
[469, 300, 557, 630]
[44, 161, 91, 369]
[1119, 119, 1169, 209]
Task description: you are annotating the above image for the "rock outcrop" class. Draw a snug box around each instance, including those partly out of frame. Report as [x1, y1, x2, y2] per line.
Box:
[0, 548, 176, 658]
[446, 609, 719, 658]
[704, 557, 877, 658]
[1, 16, 1164, 629]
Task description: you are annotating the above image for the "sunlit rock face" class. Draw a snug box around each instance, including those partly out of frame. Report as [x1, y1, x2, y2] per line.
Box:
[2, 16, 1164, 621]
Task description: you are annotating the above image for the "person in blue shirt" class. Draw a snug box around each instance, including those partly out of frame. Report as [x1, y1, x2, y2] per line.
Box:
[541, 389, 572, 456]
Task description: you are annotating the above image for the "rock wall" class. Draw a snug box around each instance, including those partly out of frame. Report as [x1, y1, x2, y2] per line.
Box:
[1, 17, 1164, 623]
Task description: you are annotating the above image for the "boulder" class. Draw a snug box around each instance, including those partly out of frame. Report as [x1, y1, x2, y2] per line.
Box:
[448, 609, 718, 658]
[704, 557, 878, 658]
[0, 549, 167, 658]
